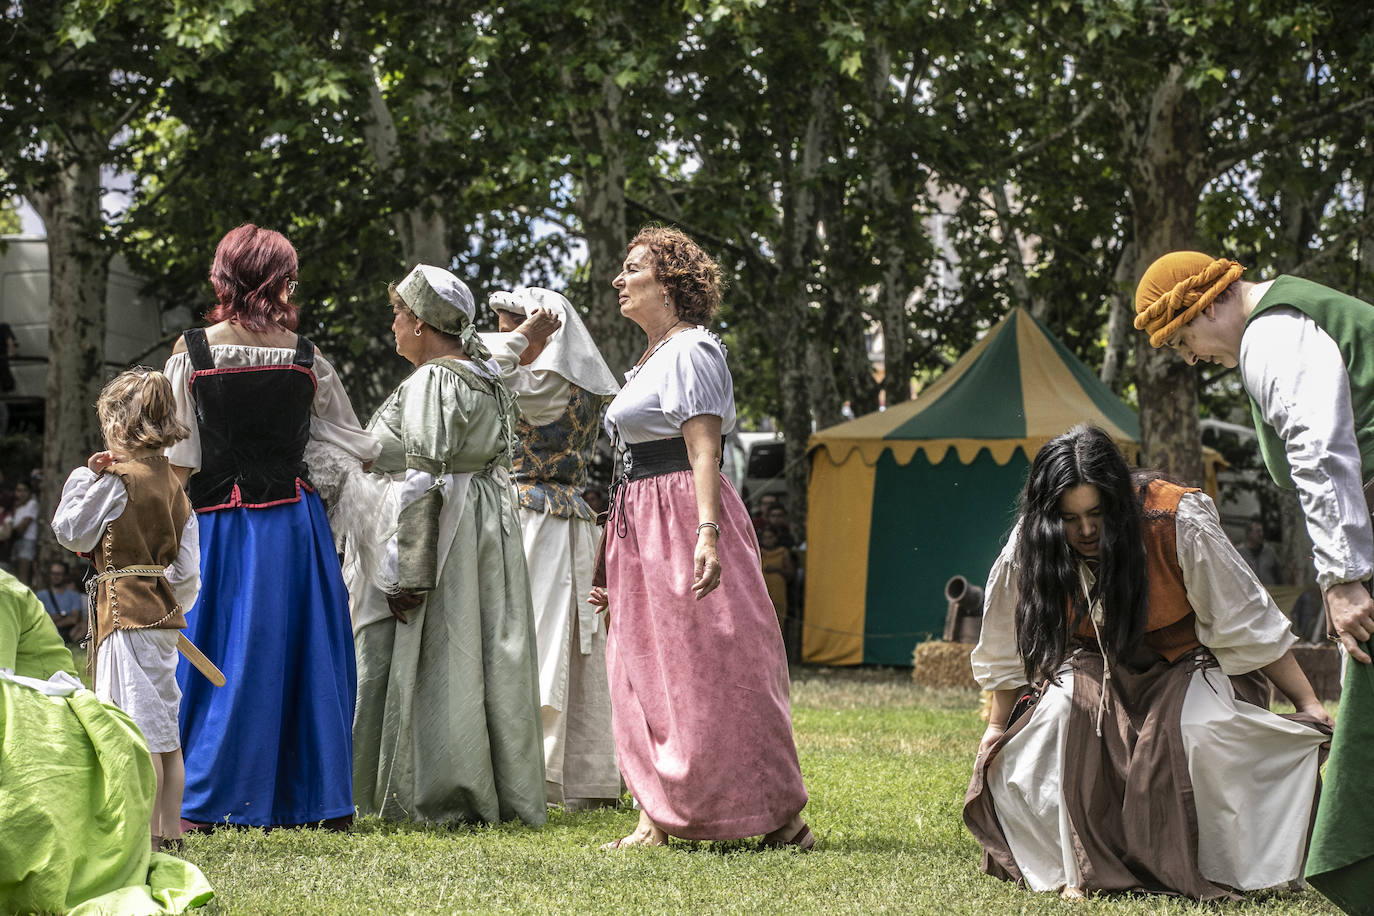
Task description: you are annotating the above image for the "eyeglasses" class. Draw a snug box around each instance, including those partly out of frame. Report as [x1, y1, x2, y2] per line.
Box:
[287, 280, 299, 297]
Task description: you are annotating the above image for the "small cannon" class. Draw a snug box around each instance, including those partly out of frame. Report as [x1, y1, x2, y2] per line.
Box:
[942, 574, 984, 645]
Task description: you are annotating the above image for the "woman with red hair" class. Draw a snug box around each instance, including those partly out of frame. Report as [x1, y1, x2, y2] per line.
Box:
[162, 224, 379, 829]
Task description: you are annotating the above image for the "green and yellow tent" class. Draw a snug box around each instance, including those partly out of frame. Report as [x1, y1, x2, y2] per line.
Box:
[802, 307, 1220, 666]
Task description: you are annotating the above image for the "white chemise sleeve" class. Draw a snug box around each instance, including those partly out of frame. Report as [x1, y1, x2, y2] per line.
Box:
[481, 331, 570, 426]
[1175, 491, 1296, 674]
[166, 513, 201, 610]
[311, 352, 382, 463]
[661, 335, 733, 429]
[163, 351, 201, 471]
[483, 331, 528, 374]
[52, 468, 128, 554]
[970, 524, 1028, 691]
[1241, 308, 1374, 590]
[376, 468, 439, 593]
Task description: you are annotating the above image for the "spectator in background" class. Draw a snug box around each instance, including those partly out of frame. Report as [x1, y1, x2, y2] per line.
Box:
[583, 485, 609, 523]
[36, 560, 86, 644]
[11, 480, 39, 586]
[0, 488, 15, 572]
[751, 492, 778, 534]
[758, 525, 793, 628]
[765, 502, 796, 549]
[1236, 519, 1284, 586]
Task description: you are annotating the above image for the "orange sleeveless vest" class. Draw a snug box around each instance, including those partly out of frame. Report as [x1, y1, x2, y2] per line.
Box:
[1073, 479, 1202, 662]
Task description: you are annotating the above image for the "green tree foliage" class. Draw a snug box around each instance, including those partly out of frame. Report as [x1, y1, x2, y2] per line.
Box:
[934, 0, 1374, 483]
[7, 0, 1374, 534]
[0, 199, 21, 235]
[0, 0, 250, 548]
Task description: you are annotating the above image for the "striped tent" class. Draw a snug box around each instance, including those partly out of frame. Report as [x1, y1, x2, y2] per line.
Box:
[802, 307, 1220, 666]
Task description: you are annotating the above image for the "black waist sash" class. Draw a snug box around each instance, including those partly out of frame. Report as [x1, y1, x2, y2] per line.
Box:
[607, 435, 725, 534]
[624, 437, 697, 480]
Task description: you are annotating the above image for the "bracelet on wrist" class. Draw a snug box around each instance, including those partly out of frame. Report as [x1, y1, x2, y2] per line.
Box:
[696, 521, 720, 537]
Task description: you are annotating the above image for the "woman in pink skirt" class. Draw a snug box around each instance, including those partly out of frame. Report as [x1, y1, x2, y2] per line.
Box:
[589, 226, 811, 850]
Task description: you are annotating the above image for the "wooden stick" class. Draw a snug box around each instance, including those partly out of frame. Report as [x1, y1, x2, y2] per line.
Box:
[177, 632, 225, 687]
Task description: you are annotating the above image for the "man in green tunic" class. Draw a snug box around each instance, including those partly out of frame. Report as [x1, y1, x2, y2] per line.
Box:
[1134, 251, 1374, 915]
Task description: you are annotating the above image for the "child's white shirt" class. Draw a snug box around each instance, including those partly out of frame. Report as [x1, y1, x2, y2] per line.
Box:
[52, 467, 201, 611]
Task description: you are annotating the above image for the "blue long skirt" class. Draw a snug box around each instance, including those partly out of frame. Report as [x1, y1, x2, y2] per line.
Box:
[177, 492, 356, 826]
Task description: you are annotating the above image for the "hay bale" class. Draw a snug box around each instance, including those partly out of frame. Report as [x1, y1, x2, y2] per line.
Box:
[978, 690, 993, 722]
[911, 640, 979, 689]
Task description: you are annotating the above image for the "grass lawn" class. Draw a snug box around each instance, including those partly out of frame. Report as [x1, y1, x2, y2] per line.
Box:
[177, 667, 1338, 915]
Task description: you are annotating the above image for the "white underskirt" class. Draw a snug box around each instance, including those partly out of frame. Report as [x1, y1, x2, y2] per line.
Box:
[95, 628, 181, 753]
[986, 665, 1327, 892]
[985, 670, 1081, 892]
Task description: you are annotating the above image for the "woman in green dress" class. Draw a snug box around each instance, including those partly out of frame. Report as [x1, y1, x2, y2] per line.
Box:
[349, 265, 546, 825]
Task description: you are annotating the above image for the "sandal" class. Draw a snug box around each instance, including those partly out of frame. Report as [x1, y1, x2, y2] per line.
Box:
[761, 822, 815, 851]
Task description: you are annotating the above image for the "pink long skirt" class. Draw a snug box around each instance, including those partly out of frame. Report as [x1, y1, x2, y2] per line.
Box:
[605, 470, 808, 840]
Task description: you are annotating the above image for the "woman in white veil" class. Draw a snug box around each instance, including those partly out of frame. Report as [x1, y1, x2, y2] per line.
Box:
[484, 287, 622, 809]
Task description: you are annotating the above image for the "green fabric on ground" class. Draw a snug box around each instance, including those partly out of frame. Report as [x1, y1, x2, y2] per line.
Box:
[1307, 648, 1374, 915]
[0, 673, 152, 912]
[69, 853, 215, 915]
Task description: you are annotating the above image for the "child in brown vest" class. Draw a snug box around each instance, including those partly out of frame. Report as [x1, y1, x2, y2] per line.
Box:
[52, 369, 200, 853]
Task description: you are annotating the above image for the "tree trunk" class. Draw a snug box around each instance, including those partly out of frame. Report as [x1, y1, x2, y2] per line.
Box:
[1099, 238, 1135, 392]
[989, 183, 1046, 319]
[30, 154, 110, 562]
[861, 38, 917, 407]
[805, 336, 845, 431]
[573, 137, 635, 376]
[1121, 65, 1208, 485]
[559, 31, 638, 377]
[360, 66, 450, 267]
[769, 81, 834, 533]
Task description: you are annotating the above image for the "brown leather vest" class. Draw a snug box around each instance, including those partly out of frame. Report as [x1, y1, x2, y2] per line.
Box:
[1074, 479, 1202, 662]
[92, 456, 192, 652]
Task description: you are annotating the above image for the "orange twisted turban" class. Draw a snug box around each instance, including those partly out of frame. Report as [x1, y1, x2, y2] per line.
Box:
[1133, 251, 1245, 348]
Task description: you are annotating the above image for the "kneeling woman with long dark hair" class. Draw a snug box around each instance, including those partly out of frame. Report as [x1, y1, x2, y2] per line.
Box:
[965, 425, 1331, 900]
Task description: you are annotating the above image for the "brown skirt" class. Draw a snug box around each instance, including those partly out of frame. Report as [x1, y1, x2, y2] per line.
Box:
[964, 648, 1329, 900]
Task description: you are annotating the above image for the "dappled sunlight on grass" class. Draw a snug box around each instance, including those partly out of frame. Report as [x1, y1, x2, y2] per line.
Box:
[174, 664, 1341, 914]
[790, 664, 981, 712]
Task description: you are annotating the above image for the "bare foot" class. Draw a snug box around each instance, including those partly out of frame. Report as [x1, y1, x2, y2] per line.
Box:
[761, 813, 814, 850]
[601, 810, 668, 850]
[763, 818, 802, 845]
[1060, 886, 1085, 900]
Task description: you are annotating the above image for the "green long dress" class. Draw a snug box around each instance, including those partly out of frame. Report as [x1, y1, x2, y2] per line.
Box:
[352, 358, 547, 825]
